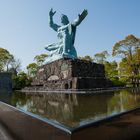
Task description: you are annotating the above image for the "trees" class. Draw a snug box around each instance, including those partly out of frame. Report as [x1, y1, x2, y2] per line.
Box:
[9, 58, 21, 75]
[0, 48, 55, 89]
[132, 47, 140, 76]
[112, 35, 140, 59]
[0, 47, 13, 71]
[26, 63, 38, 77]
[79, 55, 93, 62]
[0, 47, 24, 89]
[104, 61, 118, 79]
[26, 53, 48, 78]
[34, 54, 48, 66]
[103, 61, 125, 86]
[12, 71, 31, 89]
[0, 47, 21, 74]
[112, 34, 140, 86]
[94, 51, 109, 64]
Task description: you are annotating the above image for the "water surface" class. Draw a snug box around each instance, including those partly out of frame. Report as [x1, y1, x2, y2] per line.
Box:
[0, 88, 140, 129]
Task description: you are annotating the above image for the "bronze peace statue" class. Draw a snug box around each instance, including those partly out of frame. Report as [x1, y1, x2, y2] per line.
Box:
[45, 8, 88, 63]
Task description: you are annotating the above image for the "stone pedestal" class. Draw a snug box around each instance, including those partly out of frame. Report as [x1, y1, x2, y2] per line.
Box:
[31, 58, 113, 90]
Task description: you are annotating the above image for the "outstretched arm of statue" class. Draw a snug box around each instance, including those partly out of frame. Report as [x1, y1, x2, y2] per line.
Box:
[72, 9, 88, 27]
[49, 8, 60, 31]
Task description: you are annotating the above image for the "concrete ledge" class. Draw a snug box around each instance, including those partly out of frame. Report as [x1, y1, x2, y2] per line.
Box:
[0, 102, 70, 140]
[21, 86, 127, 94]
[0, 123, 14, 140]
[1, 98, 140, 140]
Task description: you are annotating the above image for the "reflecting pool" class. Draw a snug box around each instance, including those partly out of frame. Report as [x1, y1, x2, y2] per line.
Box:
[0, 88, 140, 129]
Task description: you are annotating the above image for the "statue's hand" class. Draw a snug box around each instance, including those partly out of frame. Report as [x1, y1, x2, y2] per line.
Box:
[78, 9, 88, 20]
[49, 8, 56, 17]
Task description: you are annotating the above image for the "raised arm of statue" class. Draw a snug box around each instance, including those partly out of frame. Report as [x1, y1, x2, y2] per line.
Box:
[72, 9, 88, 27]
[49, 8, 60, 32]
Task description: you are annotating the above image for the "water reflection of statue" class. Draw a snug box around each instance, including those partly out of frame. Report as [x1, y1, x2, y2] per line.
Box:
[45, 8, 88, 63]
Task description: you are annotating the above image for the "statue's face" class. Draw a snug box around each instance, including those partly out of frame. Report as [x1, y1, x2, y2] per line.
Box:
[61, 15, 69, 25]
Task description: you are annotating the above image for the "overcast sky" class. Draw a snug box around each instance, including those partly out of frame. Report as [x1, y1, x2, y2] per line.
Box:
[0, 0, 140, 69]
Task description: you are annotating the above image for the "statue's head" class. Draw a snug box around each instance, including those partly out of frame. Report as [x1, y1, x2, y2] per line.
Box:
[61, 14, 69, 25]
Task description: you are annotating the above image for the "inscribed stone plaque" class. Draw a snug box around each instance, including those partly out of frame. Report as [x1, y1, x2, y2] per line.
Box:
[47, 75, 59, 81]
[61, 63, 69, 71]
[61, 70, 69, 79]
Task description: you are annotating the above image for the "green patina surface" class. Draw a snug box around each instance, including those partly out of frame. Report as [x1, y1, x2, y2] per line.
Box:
[45, 9, 88, 63]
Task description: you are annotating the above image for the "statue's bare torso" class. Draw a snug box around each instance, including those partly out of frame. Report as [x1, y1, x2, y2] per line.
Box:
[45, 9, 88, 63]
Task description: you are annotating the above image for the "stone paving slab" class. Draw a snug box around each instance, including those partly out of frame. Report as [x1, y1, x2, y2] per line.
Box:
[72, 108, 140, 140]
[1, 101, 140, 140]
[0, 123, 14, 140]
[0, 102, 70, 140]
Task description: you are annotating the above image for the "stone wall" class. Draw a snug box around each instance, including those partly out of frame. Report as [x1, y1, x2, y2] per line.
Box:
[0, 73, 12, 91]
[31, 58, 113, 90]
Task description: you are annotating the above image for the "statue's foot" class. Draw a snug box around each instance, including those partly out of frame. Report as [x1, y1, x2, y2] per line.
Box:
[62, 53, 77, 59]
[62, 53, 70, 58]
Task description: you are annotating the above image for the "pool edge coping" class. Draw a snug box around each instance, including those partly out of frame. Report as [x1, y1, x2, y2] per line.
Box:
[1, 100, 140, 135]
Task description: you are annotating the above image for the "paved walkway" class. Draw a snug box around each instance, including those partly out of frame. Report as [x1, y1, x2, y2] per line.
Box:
[1, 101, 140, 140]
[0, 124, 13, 140]
[0, 102, 70, 140]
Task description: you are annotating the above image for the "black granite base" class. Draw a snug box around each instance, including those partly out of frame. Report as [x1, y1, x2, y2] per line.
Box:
[30, 58, 113, 90]
[0, 73, 12, 91]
